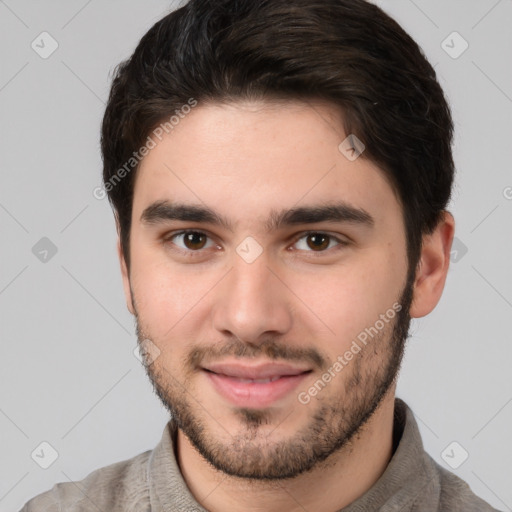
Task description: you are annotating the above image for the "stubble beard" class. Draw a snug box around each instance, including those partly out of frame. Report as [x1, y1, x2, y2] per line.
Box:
[134, 273, 414, 481]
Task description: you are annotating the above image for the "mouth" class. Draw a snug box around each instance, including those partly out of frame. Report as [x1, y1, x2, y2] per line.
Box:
[201, 361, 313, 408]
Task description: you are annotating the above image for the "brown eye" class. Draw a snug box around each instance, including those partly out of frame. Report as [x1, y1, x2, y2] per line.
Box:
[182, 231, 207, 250]
[165, 230, 215, 252]
[306, 233, 330, 251]
[293, 232, 348, 254]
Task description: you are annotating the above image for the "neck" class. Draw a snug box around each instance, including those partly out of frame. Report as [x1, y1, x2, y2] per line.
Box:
[177, 390, 397, 512]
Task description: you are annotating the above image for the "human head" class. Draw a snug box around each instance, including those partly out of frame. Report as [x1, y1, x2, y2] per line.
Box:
[99, 0, 455, 481]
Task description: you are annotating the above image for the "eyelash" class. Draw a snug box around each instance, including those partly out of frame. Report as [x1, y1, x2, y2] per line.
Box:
[162, 230, 350, 258]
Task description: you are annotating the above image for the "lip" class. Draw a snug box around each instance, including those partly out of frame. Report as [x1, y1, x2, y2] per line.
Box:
[202, 361, 312, 408]
[204, 361, 311, 379]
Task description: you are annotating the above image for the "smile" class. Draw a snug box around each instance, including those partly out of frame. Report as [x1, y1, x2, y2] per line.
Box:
[201, 361, 312, 408]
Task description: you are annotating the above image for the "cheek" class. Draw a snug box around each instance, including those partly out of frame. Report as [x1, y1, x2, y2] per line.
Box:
[288, 257, 403, 353]
[132, 267, 212, 379]
[128, 235, 217, 342]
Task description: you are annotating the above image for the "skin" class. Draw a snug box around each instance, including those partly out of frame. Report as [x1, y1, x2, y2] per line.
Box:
[117, 99, 454, 512]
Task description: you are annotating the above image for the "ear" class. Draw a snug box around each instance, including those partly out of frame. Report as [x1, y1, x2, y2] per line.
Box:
[409, 211, 455, 318]
[116, 221, 135, 316]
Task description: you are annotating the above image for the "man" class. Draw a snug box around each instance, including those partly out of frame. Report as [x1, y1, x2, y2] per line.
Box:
[21, 0, 501, 510]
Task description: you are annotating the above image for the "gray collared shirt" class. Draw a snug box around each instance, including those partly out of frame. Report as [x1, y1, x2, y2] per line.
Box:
[20, 398, 501, 511]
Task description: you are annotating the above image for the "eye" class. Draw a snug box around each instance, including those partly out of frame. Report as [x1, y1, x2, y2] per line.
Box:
[292, 232, 349, 253]
[164, 230, 217, 253]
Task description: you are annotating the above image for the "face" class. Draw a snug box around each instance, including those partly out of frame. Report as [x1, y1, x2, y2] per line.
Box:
[121, 100, 415, 480]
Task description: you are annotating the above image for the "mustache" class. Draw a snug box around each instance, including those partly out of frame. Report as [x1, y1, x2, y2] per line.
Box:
[186, 338, 327, 371]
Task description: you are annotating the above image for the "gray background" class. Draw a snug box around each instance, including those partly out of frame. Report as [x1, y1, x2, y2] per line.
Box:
[0, 0, 511, 510]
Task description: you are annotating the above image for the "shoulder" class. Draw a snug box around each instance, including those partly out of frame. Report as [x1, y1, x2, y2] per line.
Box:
[19, 449, 152, 512]
[418, 453, 502, 512]
[394, 399, 501, 512]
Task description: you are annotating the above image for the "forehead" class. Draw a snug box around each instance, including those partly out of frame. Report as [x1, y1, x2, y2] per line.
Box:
[132, 100, 402, 233]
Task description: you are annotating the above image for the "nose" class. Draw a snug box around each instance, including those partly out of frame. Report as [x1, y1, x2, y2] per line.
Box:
[211, 250, 293, 345]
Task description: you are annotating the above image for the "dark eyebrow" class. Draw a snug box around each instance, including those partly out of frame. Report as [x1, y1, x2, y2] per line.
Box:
[140, 200, 375, 231]
[141, 201, 235, 230]
[265, 203, 374, 231]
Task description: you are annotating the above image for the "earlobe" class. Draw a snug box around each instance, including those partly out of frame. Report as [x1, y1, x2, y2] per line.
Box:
[117, 237, 135, 315]
[409, 211, 455, 319]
